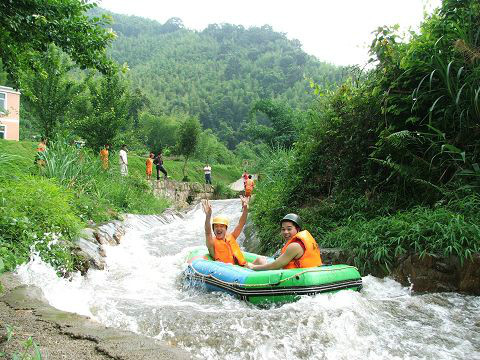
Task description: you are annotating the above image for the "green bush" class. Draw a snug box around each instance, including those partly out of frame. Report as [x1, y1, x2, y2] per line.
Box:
[212, 183, 236, 199]
[0, 177, 82, 272]
[322, 195, 480, 274]
[250, 148, 299, 254]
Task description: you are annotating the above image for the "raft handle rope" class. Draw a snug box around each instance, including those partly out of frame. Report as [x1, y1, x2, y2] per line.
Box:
[187, 264, 360, 288]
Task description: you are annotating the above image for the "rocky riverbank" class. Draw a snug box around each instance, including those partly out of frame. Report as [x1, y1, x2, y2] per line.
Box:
[0, 209, 192, 359]
[0, 273, 191, 359]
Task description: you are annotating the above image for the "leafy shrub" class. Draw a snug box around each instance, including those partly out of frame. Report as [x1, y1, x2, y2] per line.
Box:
[0, 177, 82, 272]
[212, 183, 236, 199]
[322, 195, 480, 274]
[249, 148, 299, 254]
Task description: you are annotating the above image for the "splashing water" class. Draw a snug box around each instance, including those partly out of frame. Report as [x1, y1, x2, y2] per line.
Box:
[15, 199, 480, 359]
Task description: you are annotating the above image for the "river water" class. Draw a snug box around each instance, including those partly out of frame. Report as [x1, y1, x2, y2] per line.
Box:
[15, 199, 480, 359]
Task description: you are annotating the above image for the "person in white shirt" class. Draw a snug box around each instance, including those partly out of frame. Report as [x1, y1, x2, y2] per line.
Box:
[203, 163, 212, 184]
[119, 144, 128, 176]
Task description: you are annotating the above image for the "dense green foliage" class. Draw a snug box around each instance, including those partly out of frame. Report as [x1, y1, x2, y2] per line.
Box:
[71, 72, 132, 149]
[94, 8, 344, 148]
[251, 0, 480, 272]
[0, 0, 116, 86]
[176, 116, 202, 179]
[19, 45, 84, 140]
[0, 176, 82, 273]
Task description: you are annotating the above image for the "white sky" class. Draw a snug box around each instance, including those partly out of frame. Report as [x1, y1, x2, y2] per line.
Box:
[98, 0, 441, 66]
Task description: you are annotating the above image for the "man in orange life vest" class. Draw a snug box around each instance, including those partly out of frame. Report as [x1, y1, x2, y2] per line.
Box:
[245, 213, 322, 270]
[202, 197, 251, 266]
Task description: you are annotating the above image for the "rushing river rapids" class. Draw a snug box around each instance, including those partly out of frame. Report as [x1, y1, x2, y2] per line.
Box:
[15, 199, 480, 359]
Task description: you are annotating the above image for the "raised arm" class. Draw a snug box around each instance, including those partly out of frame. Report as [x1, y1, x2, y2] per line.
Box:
[202, 199, 215, 257]
[231, 196, 249, 239]
[246, 242, 304, 271]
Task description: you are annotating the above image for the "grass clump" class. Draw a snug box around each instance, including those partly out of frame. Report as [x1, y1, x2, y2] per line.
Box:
[0, 176, 82, 272]
[322, 195, 480, 274]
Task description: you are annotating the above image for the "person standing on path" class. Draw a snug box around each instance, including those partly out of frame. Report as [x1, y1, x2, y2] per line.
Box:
[119, 144, 128, 176]
[146, 152, 154, 180]
[245, 175, 255, 198]
[203, 163, 212, 184]
[154, 152, 168, 180]
[242, 170, 249, 189]
[100, 144, 109, 170]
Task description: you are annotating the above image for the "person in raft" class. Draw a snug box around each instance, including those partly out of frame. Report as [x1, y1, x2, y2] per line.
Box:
[202, 197, 260, 266]
[245, 213, 322, 271]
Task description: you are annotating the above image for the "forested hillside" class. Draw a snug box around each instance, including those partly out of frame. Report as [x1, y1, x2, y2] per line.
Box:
[93, 8, 344, 147]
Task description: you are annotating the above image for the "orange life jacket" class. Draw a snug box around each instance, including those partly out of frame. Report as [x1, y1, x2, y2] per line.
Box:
[213, 233, 247, 266]
[100, 148, 109, 160]
[245, 179, 254, 193]
[281, 230, 322, 269]
[36, 143, 46, 152]
[146, 158, 153, 172]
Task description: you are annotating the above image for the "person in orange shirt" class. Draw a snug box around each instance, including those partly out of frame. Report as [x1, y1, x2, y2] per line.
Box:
[244, 175, 255, 198]
[146, 152, 154, 180]
[202, 197, 251, 266]
[242, 170, 249, 189]
[100, 144, 109, 170]
[245, 213, 322, 271]
[35, 138, 47, 167]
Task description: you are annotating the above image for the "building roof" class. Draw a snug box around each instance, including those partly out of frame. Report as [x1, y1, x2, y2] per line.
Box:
[0, 85, 21, 95]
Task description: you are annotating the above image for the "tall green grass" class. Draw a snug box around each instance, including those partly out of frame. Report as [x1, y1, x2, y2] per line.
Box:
[0, 176, 82, 272]
[322, 194, 480, 274]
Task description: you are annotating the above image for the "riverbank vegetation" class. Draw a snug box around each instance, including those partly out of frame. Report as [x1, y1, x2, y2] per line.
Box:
[0, 139, 239, 273]
[250, 0, 480, 274]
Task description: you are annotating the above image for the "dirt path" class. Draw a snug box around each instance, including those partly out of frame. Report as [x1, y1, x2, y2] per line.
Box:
[229, 174, 257, 192]
[0, 273, 192, 360]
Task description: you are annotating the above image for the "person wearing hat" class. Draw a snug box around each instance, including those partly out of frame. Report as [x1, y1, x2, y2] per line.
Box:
[202, 196, 250, 266]
[246, 213, 322, 270]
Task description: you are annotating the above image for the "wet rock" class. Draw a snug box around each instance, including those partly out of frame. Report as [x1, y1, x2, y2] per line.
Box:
[98, 246, 106, 258]
[392, 253, 480, 295]
[320, 248, 352, 266]
[0, 276, 192, 360]
[152, 179, 214, 208]
[74, 220, 127, 273]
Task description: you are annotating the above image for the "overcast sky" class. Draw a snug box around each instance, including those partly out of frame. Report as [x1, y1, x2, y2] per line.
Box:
[98, 0, 441, 66]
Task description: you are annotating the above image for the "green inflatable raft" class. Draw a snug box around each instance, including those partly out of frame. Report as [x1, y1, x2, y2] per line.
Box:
[183, 247, 363, 306]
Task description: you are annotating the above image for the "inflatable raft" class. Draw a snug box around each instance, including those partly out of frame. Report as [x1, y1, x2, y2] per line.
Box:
[183, 247, 362, 305]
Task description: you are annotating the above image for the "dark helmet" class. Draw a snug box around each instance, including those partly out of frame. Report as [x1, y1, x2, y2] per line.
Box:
[280, 213, 302, 230]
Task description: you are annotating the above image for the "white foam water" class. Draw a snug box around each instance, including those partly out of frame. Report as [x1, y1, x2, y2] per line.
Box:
[15, 199, 480, 359]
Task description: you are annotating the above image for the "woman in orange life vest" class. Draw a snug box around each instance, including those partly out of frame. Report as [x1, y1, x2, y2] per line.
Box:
[244, 175, 255, 198]
[245, 213, 322, 270]
[145, 152, 154, 180]
[100, 144, 109, 170]
[202, 197, 263, 266]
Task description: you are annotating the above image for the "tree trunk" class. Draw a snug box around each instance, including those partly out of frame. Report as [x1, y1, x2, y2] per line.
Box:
[183, 155, 188, 179]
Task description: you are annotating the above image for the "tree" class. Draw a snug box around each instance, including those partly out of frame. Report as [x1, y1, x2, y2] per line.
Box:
[0, 0, 116, 86]
[128, 89, 150, 128]
[247, 99, 303, 148]
[140, 113, 180, 154]
[20, 45, 83, 140]
[72, 73, 131, 149]
[176, 117, 201, 180]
